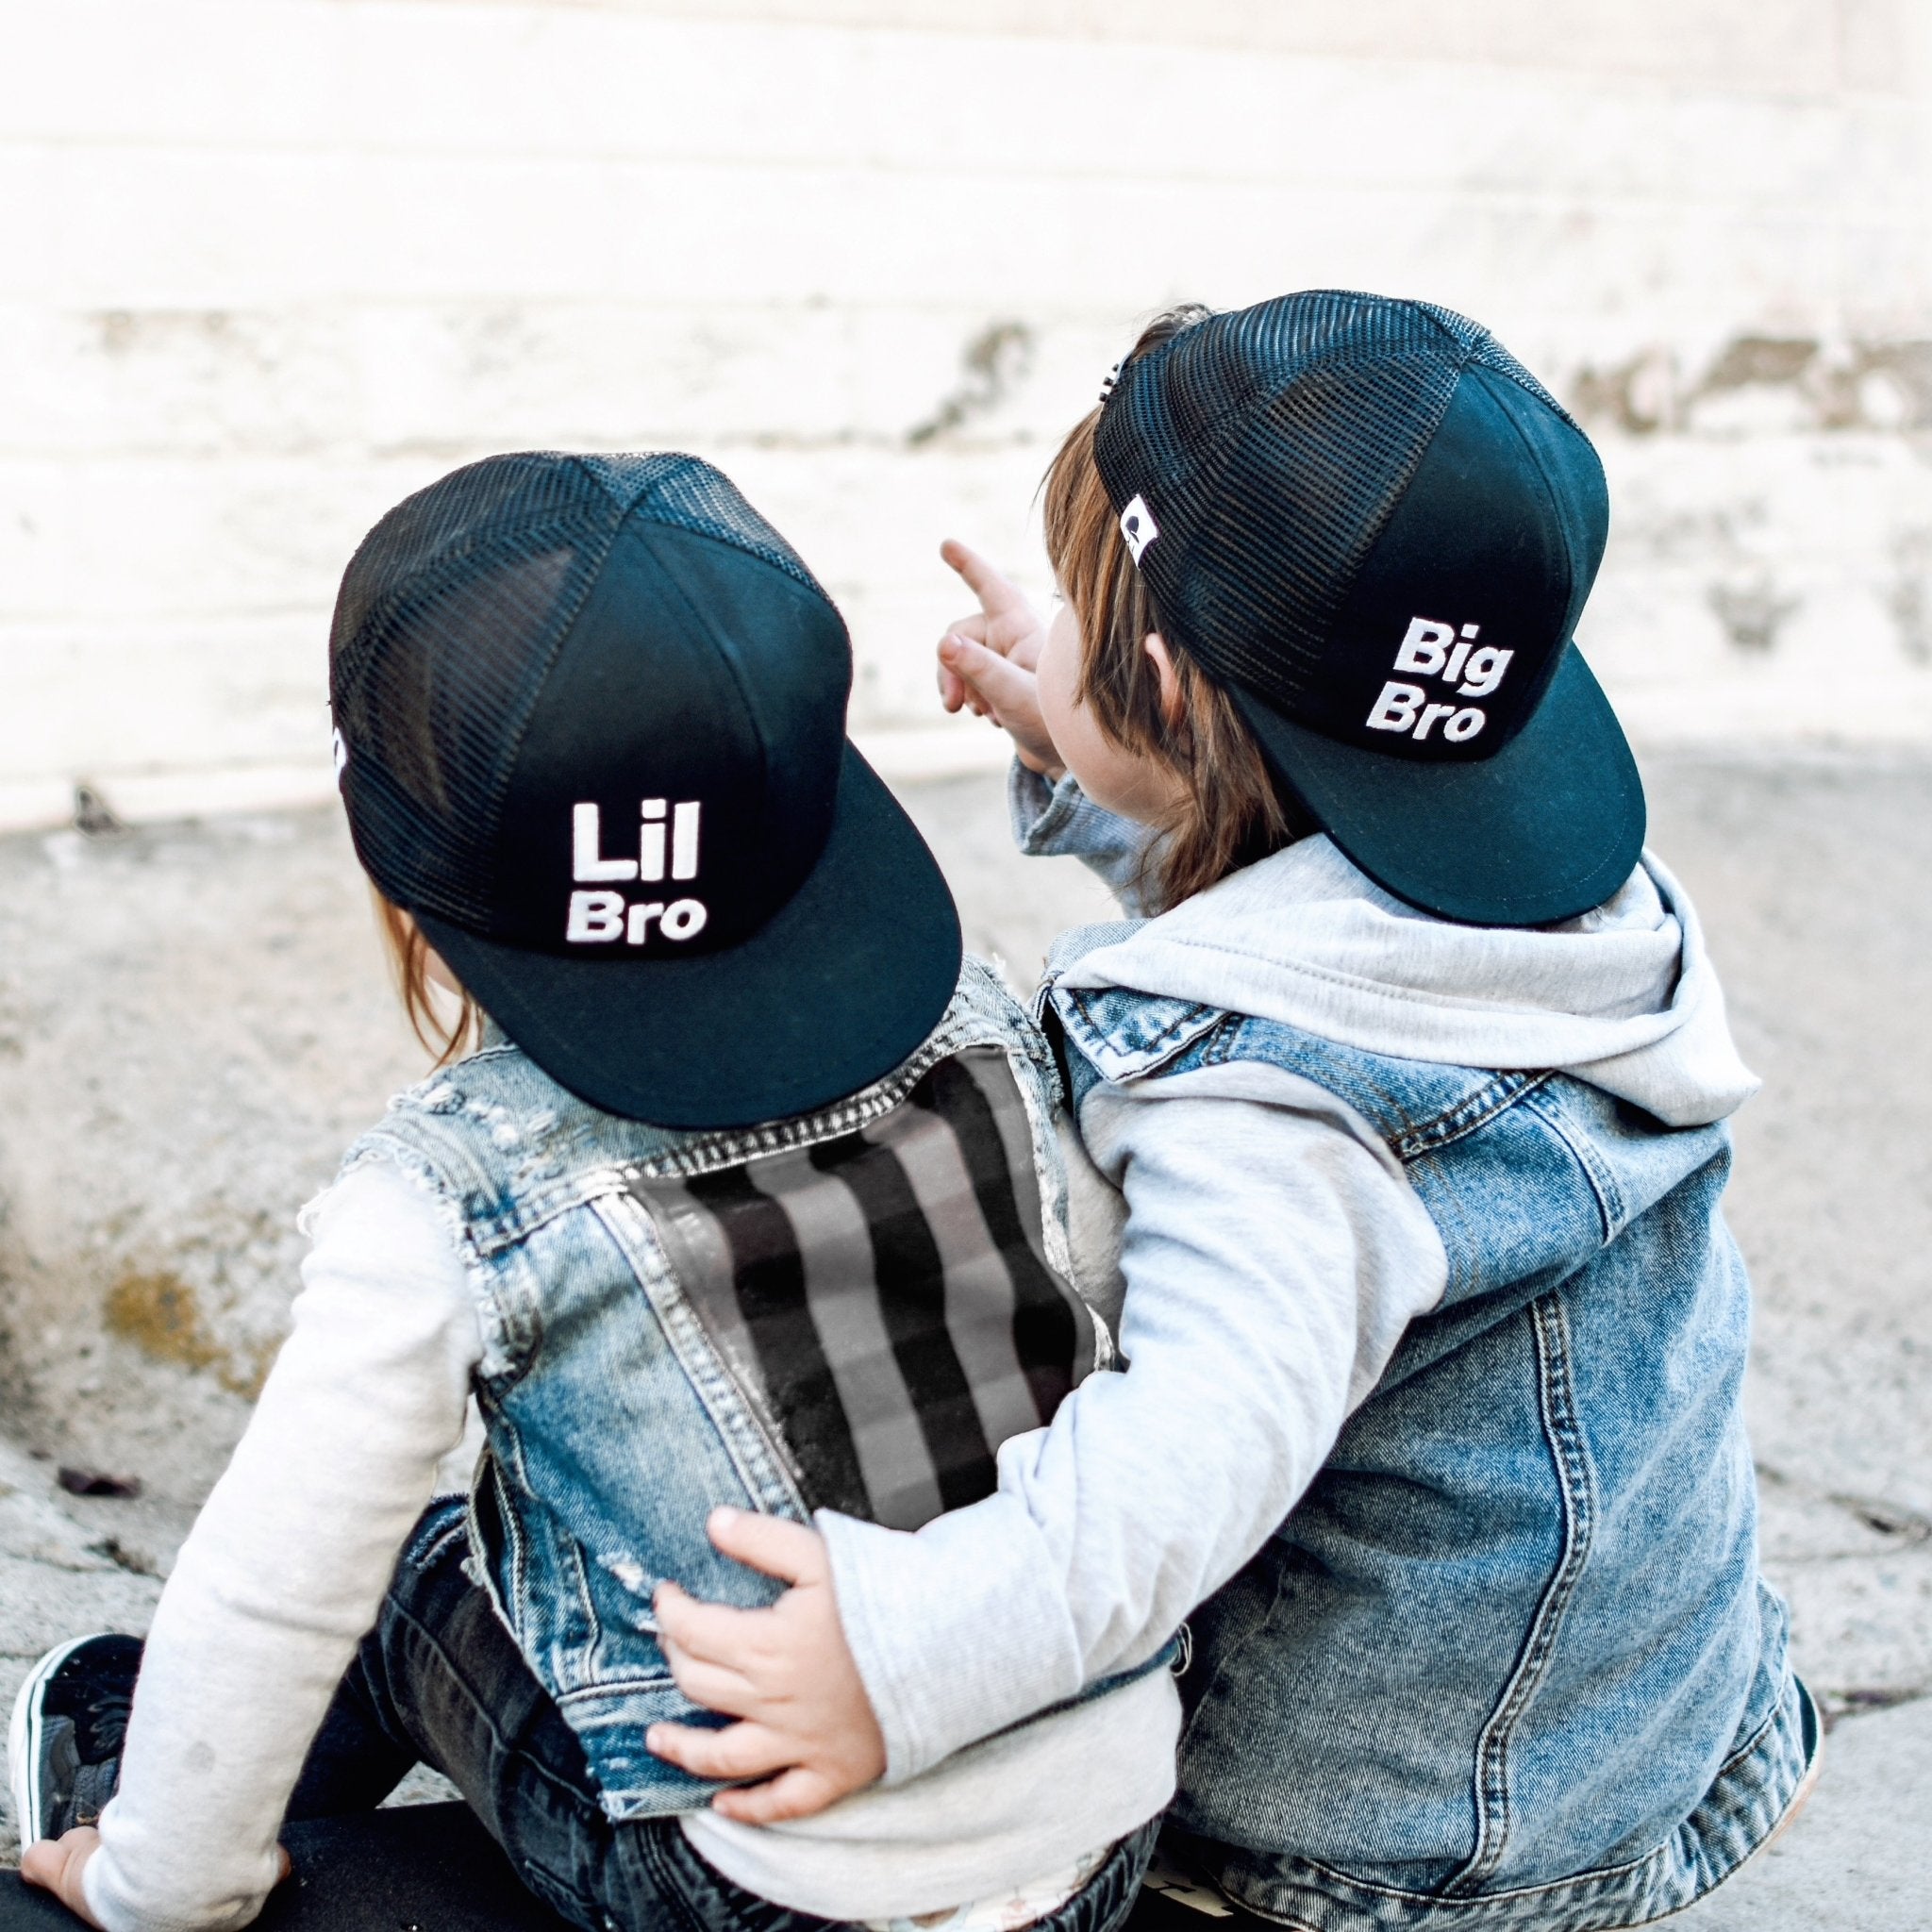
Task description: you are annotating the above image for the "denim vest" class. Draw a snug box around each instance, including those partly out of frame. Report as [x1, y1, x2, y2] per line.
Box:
[341, 958, 1108, 1822]
[1044, 960, 1808, 1932]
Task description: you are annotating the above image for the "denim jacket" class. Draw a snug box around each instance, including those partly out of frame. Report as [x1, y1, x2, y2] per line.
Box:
[1047, 968, 1810, 1932]
[339, 957, 1108, 1820]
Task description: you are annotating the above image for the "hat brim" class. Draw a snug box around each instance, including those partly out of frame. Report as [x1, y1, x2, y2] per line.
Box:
[417, 743, 962, 1130]
[1230, 644, 1645, 927]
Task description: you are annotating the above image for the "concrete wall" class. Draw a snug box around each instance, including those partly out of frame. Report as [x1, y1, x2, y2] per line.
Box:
[3, 0, 1931, 827]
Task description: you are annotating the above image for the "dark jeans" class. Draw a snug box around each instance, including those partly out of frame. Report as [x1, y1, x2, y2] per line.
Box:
[290, 1500, 1158, 1932]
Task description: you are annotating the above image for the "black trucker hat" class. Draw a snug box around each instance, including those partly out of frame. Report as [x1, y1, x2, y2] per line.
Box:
[329, 452, 961, 1129]
[1095, 291, 1643, 926]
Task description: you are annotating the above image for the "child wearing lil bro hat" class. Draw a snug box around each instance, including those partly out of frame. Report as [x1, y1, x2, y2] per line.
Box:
[11, 457, 1174, 1932]
[668, 295, 1823, 1929]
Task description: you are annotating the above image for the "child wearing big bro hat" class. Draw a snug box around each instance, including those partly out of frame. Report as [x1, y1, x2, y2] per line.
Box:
[678, 294, 1816, 1930]
[10, 454, 1175, 1932]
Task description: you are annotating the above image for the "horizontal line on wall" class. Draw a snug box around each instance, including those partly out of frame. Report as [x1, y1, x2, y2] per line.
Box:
[6, 0, 1892, 108]
[0, 762, 342, 835]
[0, 138, 1890, 211]
[9, 700, 1932, 841]
[0, 727, 1019, 834]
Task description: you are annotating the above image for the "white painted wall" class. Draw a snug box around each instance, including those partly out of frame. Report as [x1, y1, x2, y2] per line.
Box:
[3, 0, 1930, 827]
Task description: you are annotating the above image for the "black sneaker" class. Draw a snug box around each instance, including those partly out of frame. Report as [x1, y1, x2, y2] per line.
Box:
[8, 1634, 142, 1850]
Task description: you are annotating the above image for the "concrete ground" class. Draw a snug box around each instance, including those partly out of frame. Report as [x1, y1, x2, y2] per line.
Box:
[1, 753, 1928, 1921]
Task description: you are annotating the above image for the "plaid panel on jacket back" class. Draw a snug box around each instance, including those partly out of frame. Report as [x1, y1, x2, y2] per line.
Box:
[629, 1046, 1097, 1530]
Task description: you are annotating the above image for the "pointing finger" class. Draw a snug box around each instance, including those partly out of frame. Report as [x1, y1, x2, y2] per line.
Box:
[941, 540, 1031, 620]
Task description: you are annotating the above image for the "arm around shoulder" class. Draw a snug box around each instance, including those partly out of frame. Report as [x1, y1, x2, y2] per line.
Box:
[821, 1081, 1446, 1783]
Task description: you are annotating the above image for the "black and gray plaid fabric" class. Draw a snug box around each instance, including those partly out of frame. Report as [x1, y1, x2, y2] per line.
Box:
[1093, 291, 1574, 715]
[330, 452, 829, 934]
[629, 1048, 1096, 1530]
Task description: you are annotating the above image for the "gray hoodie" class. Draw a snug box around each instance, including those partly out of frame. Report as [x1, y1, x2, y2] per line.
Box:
[815, 772, 1758, 1809]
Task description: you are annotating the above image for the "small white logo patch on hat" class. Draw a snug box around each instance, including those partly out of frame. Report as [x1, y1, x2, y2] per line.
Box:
[1120, 494, 1159, 563]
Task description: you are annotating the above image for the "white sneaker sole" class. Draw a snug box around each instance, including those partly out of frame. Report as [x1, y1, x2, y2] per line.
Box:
[8, 1634, 110, 1855]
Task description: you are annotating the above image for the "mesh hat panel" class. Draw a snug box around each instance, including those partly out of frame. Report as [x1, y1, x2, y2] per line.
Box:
[1165, 355, 1460, 702]
[339, 539, 590, 924]
[1095, 291, 1577, 713]
[330, 452, 830, 932]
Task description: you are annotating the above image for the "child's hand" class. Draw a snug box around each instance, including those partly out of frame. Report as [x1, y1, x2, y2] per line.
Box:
[935, 540, 1064, 779]
[646, 1507, 886, 1824]
[21, 1828, 108, 1928]
[21, 1829, 291, 1926]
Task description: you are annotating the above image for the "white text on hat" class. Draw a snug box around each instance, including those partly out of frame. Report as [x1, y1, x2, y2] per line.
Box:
[567, 891, 708, 946]
[574, 800, 703, 883]
[1391, 618, 1514, 696]
[1367, 617, 1514, 742]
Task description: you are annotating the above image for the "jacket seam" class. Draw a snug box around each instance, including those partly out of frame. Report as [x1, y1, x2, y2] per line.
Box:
[337, 1141, 537, 1379]
[1447, 1294, 1597, 1895]
[613, 1018, 1020, 1181]
[556, 1524, 608, 1695]
[996, 1027, 1092, 1349]
[1518, 1088, 1627, 1240]
[587, 1193, 808, 1524]
[1173, 1544, 1302, 1772]
[1196, 1014, 1247, 1070]
[1055, 986, 1224, 1079]
[1390, 1073, 1557, 1164]
[1713, 1667, 1790, 1780]
[554, 1674, 679, 1704]
[468, 1444, 534, 1659]
[1222, 1824, 1671, 1921]
[1131, 1015, 1557, 1165]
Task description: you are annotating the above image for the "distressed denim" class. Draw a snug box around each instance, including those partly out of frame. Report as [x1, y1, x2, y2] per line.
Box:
[291, 1500, 1158, 1932]
[1043, 967, 1812, 1932]
[338, 958, 1114, 1822]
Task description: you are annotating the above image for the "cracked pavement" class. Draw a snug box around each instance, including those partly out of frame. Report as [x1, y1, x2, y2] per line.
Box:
[1, 754, 1927, 1922]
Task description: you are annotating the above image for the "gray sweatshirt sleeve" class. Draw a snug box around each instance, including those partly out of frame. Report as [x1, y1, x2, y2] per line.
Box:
[83, 1166, 481, 1932]
[1008, 764, 1161, 917]
[819, 1071, 1446, 1786]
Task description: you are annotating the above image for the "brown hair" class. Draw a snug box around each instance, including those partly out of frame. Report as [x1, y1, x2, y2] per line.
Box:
[374, 889, 484, 1067]
[1041, 309, 1313, 912]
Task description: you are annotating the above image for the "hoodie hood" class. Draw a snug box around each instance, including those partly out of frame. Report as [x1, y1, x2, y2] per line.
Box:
[1055, 837, 1756, 1128]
